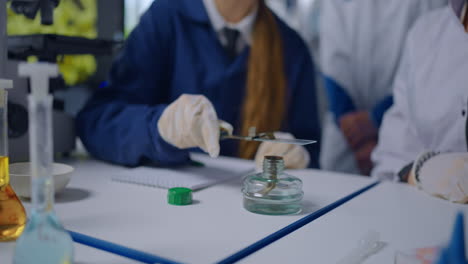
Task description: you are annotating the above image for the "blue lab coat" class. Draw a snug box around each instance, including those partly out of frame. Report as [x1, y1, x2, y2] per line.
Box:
[76, 0, 321, 167]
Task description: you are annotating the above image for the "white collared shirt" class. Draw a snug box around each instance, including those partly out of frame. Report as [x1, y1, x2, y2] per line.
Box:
[202, 0, 258, 53]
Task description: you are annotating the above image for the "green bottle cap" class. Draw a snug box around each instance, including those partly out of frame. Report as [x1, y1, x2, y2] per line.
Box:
[167, 187, 192, 206]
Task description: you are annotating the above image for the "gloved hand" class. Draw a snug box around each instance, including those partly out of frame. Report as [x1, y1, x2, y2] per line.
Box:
[339, 111, 378, 151]
[436, 212, 467, 264]
[408, 152, 468, 203]
[158, 94, 232, 158]
[254, 132, 310, 171]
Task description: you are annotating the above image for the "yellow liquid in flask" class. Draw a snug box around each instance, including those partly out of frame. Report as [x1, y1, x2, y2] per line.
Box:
[0, 156, 27, 241]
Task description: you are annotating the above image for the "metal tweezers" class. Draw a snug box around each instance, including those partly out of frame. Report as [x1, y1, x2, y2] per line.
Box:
[220, 126, 317, 146]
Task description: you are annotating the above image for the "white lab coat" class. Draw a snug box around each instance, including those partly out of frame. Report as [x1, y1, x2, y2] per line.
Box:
[372, 0, 468, 180]
[319, 0, 447, 174]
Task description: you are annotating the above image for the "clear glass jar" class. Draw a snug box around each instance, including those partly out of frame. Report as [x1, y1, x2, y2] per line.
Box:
[242, 156, 303, 215]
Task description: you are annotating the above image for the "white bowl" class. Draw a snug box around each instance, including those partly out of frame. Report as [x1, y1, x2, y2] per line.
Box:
[9, 162, 74, 198]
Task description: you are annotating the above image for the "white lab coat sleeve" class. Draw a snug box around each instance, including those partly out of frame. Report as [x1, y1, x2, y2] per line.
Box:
[320, 0, 352, 88]
[319, 0, 360, 174]
[371, 36, 424, 181]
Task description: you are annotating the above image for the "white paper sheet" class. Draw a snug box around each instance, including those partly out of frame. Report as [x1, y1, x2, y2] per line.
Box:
[111, 154, 254, 190]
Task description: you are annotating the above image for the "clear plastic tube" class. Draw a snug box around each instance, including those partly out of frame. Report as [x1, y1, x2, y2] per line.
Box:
[28, 95, 54, 212]
[336, 230, 385, 264]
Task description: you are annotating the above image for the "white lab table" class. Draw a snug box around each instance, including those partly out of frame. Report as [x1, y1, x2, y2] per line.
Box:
[240, 181, 468, 264]
[0, 154, 373, 264]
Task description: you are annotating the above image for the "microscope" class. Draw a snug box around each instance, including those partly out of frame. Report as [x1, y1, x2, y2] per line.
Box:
[0, 0, 117, 162]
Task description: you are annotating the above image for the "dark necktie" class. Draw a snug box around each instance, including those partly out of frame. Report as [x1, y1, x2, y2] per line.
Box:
[465, 100, 468, 150]
[222, 27, 240, 60]
[464, 8, 468, 31]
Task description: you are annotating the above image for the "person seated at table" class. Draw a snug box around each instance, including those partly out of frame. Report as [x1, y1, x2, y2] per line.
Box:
[76, 0, 321, 169]
[372, 0, 468, 203]
[319, 0, 446, 176]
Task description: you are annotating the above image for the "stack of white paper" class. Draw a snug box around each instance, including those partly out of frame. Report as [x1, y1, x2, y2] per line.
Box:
[112, 154, 254, 190]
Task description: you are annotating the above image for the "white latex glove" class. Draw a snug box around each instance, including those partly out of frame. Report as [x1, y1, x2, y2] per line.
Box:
[158, 94, 232, 158]
[254, 132, 310, 171]
[410, 152, 468, 203]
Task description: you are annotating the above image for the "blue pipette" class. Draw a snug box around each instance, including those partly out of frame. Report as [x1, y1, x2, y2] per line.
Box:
[436, 212, 468, 264]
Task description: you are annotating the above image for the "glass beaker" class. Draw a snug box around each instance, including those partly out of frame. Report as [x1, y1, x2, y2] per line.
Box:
[242, 156, 303, 215]
[0, 88, 27, 241]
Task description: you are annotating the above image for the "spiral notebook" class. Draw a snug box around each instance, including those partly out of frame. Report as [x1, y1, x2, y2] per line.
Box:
[112, 154, 254, 190]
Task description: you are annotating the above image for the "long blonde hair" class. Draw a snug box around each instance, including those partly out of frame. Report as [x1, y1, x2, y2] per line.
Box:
[238, 0, 287, 159]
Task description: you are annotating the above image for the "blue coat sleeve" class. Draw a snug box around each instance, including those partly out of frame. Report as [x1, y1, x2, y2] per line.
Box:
[370, 95, 394, 127]
[323, 75, 356, 125]
[76, 1, 190, 166]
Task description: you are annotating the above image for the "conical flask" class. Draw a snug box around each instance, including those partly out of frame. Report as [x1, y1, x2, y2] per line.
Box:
[0, 81, 27, 241]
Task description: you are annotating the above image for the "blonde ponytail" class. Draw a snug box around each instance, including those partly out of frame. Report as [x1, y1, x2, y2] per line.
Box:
[238, 0, 287, 159]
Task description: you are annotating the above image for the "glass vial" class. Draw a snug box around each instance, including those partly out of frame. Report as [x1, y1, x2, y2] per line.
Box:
[242, 156, 303, 215]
